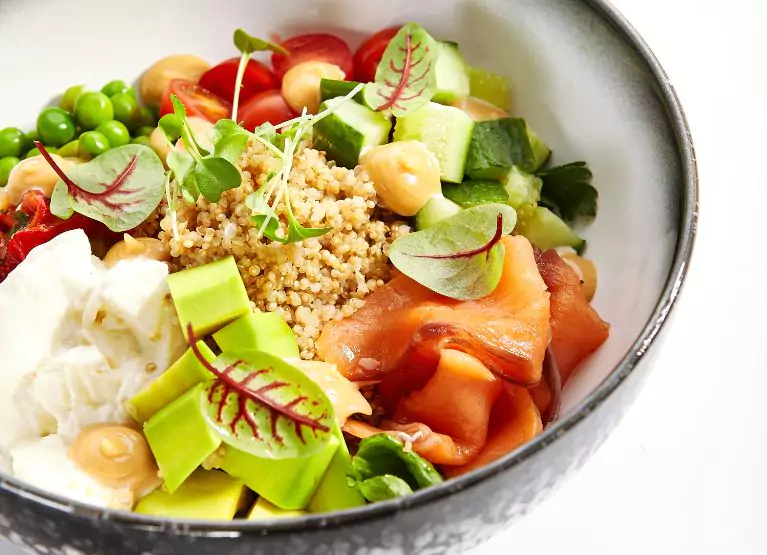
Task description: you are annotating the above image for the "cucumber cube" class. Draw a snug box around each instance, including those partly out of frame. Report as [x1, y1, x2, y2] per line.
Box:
[433, 42, 471, 104]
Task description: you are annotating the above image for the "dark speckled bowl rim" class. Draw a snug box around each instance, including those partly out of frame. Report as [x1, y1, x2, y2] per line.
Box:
[0, 0, 698, 540]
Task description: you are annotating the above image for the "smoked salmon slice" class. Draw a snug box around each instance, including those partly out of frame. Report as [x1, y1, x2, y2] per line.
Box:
[534, 249, 610, 383]
[317, 236, 551, 389]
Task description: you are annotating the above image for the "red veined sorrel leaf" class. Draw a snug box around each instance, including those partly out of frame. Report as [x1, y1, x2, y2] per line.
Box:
[40, 142, 166, 233]
[187, 324, 334, 459]
[412, 213, 504, 260]
[363, 22, 437, 117]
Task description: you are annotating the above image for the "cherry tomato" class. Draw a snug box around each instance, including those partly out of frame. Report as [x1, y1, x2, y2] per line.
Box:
[198, 57, 278, 106]
[271, 33, 354, 81]
[159, 79, 232, 123]
[239, 90, 298, 130]
[354, 27, 399, 83]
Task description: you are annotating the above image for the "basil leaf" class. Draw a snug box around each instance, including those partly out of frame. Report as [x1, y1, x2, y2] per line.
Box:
[200, 350, 334, 459]
[357, 475, 414, 502]
[49, 144, 165, 233]
[234, 29, 289, 56]
[363, 23, 438, 117]
[388, 203, 517, 301]
[347, 434, 443, 497]
[194, 157, 241, 203]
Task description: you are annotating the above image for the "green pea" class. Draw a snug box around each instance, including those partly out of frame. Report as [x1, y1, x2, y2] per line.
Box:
[26, 146, 57, 159]
[23, 130, 39, 153]
[131, 136, 152, 147]
[74, 92, 114, 131]
[0, 156, 20, 187]
[60, 85, 85, 112]
[134, 126, 155, 137]
[58, 139, 80, 158]
[79, 131, 110, 157]
[37, 107, 76, 147]
[0, 127, 26, 158]
[135, 107, 157, 129]
[110, 92, 140, 129]
[101, 80, 135, 99]
[96, 120, 130, 148]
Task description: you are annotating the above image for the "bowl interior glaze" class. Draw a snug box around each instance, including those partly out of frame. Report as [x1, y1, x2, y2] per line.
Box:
[0, 0, 687, 531]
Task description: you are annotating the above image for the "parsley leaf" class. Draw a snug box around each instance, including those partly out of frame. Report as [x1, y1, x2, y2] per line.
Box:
[538, 162, 598, 222]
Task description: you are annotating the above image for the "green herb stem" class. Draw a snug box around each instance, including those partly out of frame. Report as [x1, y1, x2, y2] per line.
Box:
[231, 52, 251, 123]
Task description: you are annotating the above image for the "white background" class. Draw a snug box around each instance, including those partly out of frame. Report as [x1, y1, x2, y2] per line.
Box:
[471, 0, 767, 553]
[3, 1, 766, 554]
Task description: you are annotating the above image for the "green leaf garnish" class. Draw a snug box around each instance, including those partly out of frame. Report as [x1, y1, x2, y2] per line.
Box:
[538, 162, 598, 222]
[194, 157, 242, 203]
[231, 29, 288, 122]
[186, 326, 333, 460]
[363, 23, 438, 117]
[40, 142, 165, 233]
[347, 434, 443, 502]
[388, 203, 517, 300]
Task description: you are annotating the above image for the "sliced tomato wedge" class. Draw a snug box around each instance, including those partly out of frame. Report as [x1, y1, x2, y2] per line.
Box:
[198, 57, 278, 106]
[271, 33, 354, 81]
[354, 27, 399, 83]
[159, 79, 232, 123]
[239, 90, 298, 130]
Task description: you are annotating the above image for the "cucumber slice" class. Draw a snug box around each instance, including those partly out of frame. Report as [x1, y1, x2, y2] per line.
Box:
[414, 195, 462, 230]
[442, 180, 509, 208]
[502, 166, 542, 210]
[393, 102, 474, 183]
[520, 206, 585, 252]
[313, 98, 392, 169]
[433, 42, 471, 104]
[527, 125, 551, 171]
[468, 66, 511, 110]
[466, 118, 537, 179]
[319, 79, 366, 106]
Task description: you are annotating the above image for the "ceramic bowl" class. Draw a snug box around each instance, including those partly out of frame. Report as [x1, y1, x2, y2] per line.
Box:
[0, 0, 697, 553]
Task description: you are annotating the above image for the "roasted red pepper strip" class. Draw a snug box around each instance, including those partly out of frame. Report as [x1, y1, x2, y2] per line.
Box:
[0, 190, 103, 282]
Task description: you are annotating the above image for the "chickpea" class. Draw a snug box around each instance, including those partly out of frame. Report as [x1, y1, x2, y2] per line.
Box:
[149, 116, 214, 165]
[2, 154, 74, 207]
[359, 141, 442, 217]
[103, 234, 170, 268]
[560, 251, 598, 302]
[281, 61, 346, 115]
[451, 96, 508, 122]
[139, 55, 211, 108]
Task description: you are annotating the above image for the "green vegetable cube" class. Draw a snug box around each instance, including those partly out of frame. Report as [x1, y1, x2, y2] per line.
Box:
[213, 312, 299, 359]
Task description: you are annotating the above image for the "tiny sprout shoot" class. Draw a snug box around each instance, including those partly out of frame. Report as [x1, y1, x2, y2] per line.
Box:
[231, 29, 288, 122]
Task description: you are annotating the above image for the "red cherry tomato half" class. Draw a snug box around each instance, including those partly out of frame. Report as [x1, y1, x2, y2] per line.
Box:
[198, 57, 278, 106]
[353, 27, 400, 83]
[239, 90, 298, 130]
[271, 33, 354, 81]
[159, 79, 232, 123]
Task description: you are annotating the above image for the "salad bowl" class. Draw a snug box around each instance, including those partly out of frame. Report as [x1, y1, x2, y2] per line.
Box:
[0, 0, 696, 553]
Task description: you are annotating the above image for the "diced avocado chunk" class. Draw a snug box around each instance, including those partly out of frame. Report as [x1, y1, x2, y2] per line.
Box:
[319, 79, 366, 106]
[468, 66, 511, 110]
[442, 180, 509, 209]
[432, 42, 471, 104]
[414, 195, 462, 230]
[313, 98, 392, 169]
[307, 427, 366, 513]
[216, 432, 339, 510]
[527, 125, 551, 171]
[135, 469, 245, 520]
[127, 342, 216, 424]
[166, 256, 250, 337]
[466, 117, 539, 178]
[520, 206, 585, 252]
[248, 497, 307, 520]
[393, 102, 474, 183]
[213, 312, 299, 359]
[144, 383, 222, 494]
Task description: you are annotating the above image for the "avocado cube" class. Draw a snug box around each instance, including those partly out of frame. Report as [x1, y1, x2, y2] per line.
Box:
[213, 312, 299, 359]
[248, 497, 307, 520]
[393, 102, 474, 183]
[144, 383, 222, 494]
[135, 469, 246, 520]
[127, 341, 216, 424]
[166, 256, 251, 337]
[216, 433, 339, 510]
[307, 427, 366, 513]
